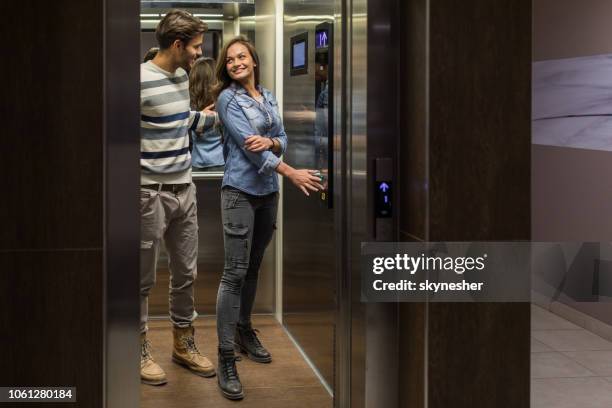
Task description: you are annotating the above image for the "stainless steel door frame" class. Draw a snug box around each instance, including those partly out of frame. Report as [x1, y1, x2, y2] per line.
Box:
[334, 0, 402, 406]
[334, 0, 351, 406]
[104, 0, 141, 406]
[281, 0, 337, 396]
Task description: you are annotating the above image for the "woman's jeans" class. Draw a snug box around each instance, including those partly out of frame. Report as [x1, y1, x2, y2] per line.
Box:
[216, 187, 278, 350]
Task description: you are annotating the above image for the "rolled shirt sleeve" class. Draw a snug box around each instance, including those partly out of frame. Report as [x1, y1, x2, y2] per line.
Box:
[273, 130, 288, 157]
[267, 92, 288, 157]
[217, 92, 281, 175]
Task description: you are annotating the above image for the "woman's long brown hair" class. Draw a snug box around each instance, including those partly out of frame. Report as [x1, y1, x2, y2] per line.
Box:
[212, 35, 261, 101]
[189, 57, 216, 111]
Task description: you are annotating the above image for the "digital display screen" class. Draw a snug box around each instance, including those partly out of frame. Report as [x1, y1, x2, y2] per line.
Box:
[316, 29, 329, 49]
[292, 41, 306, 69]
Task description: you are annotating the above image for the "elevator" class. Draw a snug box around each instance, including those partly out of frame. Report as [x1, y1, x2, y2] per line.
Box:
[0, 0, 531, 407]
[136, 0, 400, 407]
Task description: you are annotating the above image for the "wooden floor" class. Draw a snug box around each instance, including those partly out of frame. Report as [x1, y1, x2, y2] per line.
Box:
[141, 315, 333, 407]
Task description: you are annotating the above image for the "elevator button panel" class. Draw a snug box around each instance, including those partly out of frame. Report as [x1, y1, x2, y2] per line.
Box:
[375, 181, 392, 218]
[314, 22, 333, 208]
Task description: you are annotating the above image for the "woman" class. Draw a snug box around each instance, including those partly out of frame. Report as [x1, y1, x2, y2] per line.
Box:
[189, 57, 225, 172]
[213, 36, 323, 400]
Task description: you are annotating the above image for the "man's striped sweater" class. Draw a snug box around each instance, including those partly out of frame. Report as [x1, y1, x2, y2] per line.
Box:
[140, 60, 215, 185]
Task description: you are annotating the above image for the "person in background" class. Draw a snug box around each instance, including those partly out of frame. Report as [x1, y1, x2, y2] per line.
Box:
[143, 47, 159, 63]
[189, 57, 224, 172]
[212, 35, 323, 400]
[139, 10, 217, 386]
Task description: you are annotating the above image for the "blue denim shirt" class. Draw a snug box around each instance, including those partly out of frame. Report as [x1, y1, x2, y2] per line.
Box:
[217, 83, 288, 196]
[190, 126, 224, 169]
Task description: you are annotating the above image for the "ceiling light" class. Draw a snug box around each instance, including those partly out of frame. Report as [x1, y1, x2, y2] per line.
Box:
[194, 14, 224, 18]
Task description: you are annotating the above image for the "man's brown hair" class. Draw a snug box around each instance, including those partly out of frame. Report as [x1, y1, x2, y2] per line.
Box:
[156, 10, 207, 50]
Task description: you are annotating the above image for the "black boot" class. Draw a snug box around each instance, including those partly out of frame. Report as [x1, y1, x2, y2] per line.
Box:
[235, 323, 272, 363]
[217, 348, 244, 400]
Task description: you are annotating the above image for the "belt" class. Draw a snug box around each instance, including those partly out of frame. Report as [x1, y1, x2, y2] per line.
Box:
[141, 183, 191, 193]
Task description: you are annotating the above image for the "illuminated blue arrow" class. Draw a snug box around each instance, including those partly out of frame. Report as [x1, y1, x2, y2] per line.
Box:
[321, 32, 328, 46]
[384, 195, 388, 204]
[379, 182, 389, 192]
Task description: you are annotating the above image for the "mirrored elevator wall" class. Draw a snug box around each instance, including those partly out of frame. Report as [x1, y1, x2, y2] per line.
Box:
[282, 0, 337, 393]
[141, 1, 278, 317]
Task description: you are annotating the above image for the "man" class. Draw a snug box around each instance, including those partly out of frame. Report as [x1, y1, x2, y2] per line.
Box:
[140, 10, 217, 385]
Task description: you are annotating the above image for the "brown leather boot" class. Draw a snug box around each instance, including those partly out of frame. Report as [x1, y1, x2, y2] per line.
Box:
[141, 333, 167, 386]
[172, 326, 216, 378]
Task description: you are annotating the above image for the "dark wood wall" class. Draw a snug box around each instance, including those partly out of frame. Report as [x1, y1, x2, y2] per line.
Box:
[0, 1, 140, 407]
[399, 0, 531, 407]
[0, 2, 104, 406]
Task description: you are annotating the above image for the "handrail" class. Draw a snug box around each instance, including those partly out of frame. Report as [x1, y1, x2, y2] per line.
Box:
[192, 171, 224, 180]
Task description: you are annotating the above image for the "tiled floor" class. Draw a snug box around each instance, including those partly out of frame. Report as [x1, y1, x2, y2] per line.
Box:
[531, 305, 612, 407]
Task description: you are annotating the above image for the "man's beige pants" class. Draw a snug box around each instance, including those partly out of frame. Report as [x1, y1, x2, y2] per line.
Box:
[140, 183, 198, 333]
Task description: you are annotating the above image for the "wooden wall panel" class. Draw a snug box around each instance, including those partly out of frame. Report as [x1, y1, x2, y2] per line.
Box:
[399, 1, 531, 407]
[0, 1, 107, 407]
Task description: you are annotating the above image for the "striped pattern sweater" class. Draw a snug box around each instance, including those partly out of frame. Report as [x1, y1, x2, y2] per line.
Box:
[140, 61, 215, 184]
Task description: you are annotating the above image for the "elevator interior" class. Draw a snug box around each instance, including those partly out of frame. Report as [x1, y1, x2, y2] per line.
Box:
[138, 0, 395, 406]
[140, 0, 338, 406]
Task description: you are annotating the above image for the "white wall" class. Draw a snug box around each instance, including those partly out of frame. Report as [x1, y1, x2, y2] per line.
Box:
[534, 0, 612, 60]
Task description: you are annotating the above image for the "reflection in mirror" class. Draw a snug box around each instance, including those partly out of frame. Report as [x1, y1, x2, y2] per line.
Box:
[140, 2, 256, 176]
[139, 2, 333, 407]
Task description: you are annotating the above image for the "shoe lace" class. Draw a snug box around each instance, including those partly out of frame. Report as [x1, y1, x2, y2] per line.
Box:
[244, 328, 263, 349]
[141, 339, 152, 361]
[222, 354, 239, 381]
[183, 336, 200, 354]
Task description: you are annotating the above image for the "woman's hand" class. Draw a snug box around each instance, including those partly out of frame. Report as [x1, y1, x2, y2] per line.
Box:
[287, 169, 324, 196]
[245, 135, 273, 152]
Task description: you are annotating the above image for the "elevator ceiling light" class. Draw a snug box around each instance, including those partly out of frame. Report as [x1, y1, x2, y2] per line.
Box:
[285, 15, 335, 22]
[140, 13, 160, 17]
[193, 14, 224, 18]
[141, 0, 253, 4]
[140, 19, 225, 24]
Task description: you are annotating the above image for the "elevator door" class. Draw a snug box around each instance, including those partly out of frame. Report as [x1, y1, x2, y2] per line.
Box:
[282, 0, 337, 394]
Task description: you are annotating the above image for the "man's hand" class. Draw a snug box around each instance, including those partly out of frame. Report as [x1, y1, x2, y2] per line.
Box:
[201, 103, 216, 116]
[202, 104, 215, 115]
[245, 135, 273, 152]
